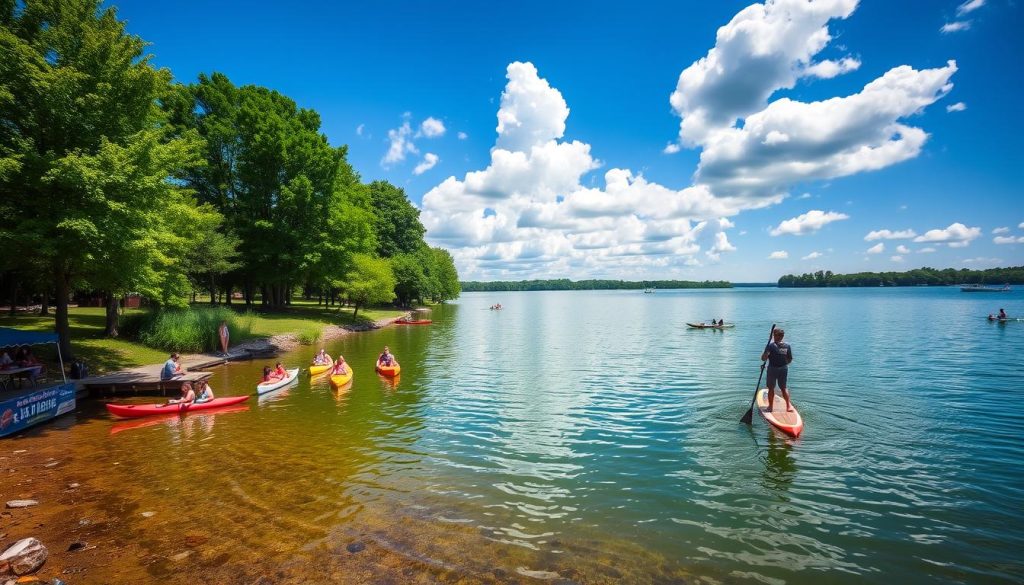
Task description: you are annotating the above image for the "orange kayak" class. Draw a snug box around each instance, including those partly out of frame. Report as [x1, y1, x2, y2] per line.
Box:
[756, 389, 803, 437]
[376, 363, 400, 377]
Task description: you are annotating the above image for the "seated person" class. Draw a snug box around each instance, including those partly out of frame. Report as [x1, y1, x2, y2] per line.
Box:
[193, 380, 215, 404]
[998, 308, 1008, 320]
[377, 346, 397, 368]
[160, 353, 182, 381]
[0, 351, 13, 368]
[313, 349, 332, 366]
[165, 382, 195, 407]
[273, 362, 287, 378]
[331, 355, 349, 375]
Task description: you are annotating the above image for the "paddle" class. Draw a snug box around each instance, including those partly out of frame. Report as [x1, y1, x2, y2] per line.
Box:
[740, 323, 776, 425]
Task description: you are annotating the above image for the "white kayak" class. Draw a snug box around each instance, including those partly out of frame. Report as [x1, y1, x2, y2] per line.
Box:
[256, 368, 299, 395]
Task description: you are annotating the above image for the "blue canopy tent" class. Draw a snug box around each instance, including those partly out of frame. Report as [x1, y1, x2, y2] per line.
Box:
[0, 328, 67, 383]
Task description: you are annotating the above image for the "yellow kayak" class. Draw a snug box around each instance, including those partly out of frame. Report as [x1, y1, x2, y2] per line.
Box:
[330, 367, 354, 386]
[309, 364, 332, 376]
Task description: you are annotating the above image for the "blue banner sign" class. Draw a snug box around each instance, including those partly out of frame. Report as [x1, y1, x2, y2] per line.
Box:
[0, 383, 76, 438]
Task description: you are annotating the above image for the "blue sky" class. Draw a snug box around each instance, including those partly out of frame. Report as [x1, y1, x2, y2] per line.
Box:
[113, 0, 1023, 281]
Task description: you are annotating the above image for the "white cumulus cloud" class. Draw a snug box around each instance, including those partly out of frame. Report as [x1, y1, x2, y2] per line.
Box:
[805, 56, 861, 79]
[458, 131, 468, 140]
[913, 222, 981, 247]
[896, 244, 910, 254]
[768, 250, 789, 259]
[992, 226, 1009, 234]
[890, 255, 904, 262]
[946, 102, 967, 112]
[770, 210, 849, 236]
[413, 153, 440, 175]
[994, 236, 1024, 244]
[867, 243, 885, 254]
[918, 247, 937, 253]
[356, 124, 365, 136]
[420, 117, 446, 138]
[865, 228, 917, 241]
[382, 116, 417, 165]
[802, 251, 823, 260]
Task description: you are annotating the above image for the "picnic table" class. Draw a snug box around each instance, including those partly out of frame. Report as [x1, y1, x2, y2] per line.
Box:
[0, 365, 41, 391]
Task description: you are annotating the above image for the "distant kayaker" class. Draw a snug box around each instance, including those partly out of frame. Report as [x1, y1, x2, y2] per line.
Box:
[160, 353, 182, 381]
[377, 346, 397, 368]
[998, 308, 1008, 320]
[760, 328, 794, 412]
[165, 382, 195, 406]
[331, 355, 349, 375]
[194, 379, 215, 404]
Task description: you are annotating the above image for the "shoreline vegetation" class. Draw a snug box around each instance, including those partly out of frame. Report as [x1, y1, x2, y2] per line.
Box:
[0, 0, 460, 363]
[778, 266, 1024, 288]
[0, 301, 409, 374]
[461, 278, 732, 292]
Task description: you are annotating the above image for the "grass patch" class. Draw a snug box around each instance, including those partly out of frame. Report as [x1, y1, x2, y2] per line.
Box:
[295, 324, 322, 345]
[122, 306, 255, 353]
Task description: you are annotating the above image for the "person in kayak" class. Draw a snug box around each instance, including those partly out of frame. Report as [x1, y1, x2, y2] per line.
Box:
[761, 328, 794, 412]
[377, 346, 397, 368]
[313, 349, 332, 366]
[262, 364, 286, 383]
[160, 353, 182, 381]
[165, 382, 195, 407]
[998, 308, 1008, 320]
[334, 356, 349, 375]
[193, 379, 215, 404]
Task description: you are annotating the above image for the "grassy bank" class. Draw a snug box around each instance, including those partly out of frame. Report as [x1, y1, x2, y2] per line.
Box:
[0, 301, 407, 374]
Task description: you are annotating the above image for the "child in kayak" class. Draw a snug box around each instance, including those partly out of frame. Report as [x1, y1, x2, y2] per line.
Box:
[377, 346, 398, 368]
[262, 364, 287, 383]
[331, 355, 349, 375]
[165, 382, 195, 407]
[194, 380, 215, 404]
[313, 349, 333, 366]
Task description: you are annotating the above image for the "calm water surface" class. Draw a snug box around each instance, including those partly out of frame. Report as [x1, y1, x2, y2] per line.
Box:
[8, 288, 1024, 584]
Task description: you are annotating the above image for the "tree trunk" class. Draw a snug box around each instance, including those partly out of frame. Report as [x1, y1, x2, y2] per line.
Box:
[104, 291, 119, 337]
[209, 274, 217, 305]
[38, 289, 50, 316]
[352, 302, 360, 319]
[225, 282, 233, 306]
[54, 266, 73, 361]
[7, 277, 16, 316]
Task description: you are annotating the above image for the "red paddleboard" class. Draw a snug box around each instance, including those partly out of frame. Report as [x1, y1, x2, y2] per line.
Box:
[756, 389, 803, 437]
[106, 395, 250, 419]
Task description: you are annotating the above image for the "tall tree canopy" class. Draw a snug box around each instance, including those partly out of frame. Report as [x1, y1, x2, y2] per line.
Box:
[367, 180, 426, 258]
[0, 0, 207, 355]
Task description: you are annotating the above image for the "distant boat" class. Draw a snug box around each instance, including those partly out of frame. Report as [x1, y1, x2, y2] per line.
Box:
[960, 284, 1011, 293]
[643, 287, 655, 294]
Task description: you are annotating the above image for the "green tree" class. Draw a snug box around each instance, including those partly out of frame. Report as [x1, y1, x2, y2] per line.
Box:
[391, 253, 428, 307]
[367, 180, 426, 258]
[341, 254, 395, 319]
[428, 247, 461, 302]
[0, 0, 203, 355]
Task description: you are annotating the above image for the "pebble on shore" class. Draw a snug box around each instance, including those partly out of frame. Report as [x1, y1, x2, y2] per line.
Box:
[5, 501, 38, 509]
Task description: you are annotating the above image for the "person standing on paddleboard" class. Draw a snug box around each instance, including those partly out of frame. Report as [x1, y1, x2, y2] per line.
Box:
[761, 328, 794, 412]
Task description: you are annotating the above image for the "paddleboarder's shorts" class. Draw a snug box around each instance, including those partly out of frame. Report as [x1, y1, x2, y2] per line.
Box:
[766, 366, 788, 390]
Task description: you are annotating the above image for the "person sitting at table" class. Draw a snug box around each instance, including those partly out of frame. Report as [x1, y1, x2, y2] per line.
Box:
[193, 379, 215, 404]
[160, 353, 183, 381]
[17, 347, 44, 383]
[0, 351, 12, 368]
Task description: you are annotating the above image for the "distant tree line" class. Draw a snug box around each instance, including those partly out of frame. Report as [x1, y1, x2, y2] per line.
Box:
[461, 279, 732, 292]
[0, 0, 458, 357]
[778, 267, 1024, 288]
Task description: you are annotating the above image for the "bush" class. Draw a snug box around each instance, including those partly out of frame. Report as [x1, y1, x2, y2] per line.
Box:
[295, 325, 322, 345]
[123, 306, 254, 353]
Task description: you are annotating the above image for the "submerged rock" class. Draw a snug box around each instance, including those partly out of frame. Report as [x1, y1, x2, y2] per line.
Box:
[66, 542, 86, 553]
[5, 501, 38, 509]
[0, 538, 48, 576]
[140, 511, 155, 518]
[515, 567, 561, 580]
[345, 542, 365, 553]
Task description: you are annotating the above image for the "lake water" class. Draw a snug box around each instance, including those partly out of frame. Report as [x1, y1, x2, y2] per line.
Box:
[5, 288, 1024, 584]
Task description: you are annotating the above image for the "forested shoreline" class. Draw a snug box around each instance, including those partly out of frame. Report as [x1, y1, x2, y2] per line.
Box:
[0, 1, 458, 357]
[778, 266, 1024, 288]
[461, 279, 732, 292]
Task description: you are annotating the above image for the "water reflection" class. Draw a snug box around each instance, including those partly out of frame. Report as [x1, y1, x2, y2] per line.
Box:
[109, 405, 249, 436]
[760, 430, 798, 492]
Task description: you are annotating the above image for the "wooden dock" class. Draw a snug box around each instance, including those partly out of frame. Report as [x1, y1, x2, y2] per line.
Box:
[82, 346, 274, 397]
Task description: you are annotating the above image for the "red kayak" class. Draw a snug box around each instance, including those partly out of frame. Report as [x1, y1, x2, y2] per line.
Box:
[396, 319, 432, 325]
[106, 395, 250, 419]
[376, 363, 401, 377]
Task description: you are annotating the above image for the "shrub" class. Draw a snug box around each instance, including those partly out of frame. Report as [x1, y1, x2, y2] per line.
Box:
[125, 306, 253, 353]
[295, 325, 322, 346]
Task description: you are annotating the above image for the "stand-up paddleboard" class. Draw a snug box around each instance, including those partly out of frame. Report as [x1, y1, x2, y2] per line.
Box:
[756, 389, 803, 437]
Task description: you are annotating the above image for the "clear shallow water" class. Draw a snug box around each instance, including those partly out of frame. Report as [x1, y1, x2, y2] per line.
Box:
[7, 288, 1024, 584]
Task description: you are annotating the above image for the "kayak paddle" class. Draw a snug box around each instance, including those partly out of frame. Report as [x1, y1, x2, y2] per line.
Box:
[740, 323, 776, 425]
